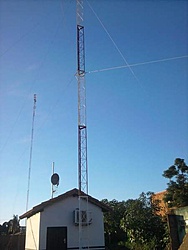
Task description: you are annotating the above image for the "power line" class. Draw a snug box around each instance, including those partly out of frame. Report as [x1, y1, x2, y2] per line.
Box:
[87, 55, 188, 74]
[86, 0, 140, 83]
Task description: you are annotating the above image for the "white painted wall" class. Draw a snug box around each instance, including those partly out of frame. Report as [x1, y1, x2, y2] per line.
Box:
[25, 212, 40, 250]
[39, 196, 105, 249]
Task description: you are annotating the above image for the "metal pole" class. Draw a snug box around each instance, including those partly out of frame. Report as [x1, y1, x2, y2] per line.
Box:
[26, 94, 37, 212]
[51, 162, 55, 198]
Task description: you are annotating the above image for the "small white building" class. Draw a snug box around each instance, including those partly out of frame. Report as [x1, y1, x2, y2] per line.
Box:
[20, 188, 109, 250]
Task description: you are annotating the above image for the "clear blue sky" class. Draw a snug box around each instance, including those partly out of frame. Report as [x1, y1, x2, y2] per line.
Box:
[0, 0, 187, 224]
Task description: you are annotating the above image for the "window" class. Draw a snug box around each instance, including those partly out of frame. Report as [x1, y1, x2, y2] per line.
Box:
[74, 209, 92, 225]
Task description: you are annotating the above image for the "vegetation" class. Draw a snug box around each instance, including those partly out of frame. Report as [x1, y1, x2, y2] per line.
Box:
[1, 157, 187, 249]
[102, 199, 128, 249]
[0, 215, 20, 235]
[102, 192, 168, 250]
[163, 158, 188, 208]
[102, 157, 188, 249]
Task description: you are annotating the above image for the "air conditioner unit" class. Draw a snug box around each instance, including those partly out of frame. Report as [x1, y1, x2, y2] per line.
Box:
[74, 209, 92, 226]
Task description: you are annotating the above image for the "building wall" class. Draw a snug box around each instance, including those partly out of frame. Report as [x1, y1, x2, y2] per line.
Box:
[175, 206, 188, 233]
[25, 212, 40, 250]
[152, 190, 170, 216]
[39, 196, 105, 249]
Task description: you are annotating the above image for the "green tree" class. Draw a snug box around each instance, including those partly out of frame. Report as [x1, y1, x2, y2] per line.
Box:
[0, 222, 9, 235]
[121, 192, 168, 250]
[102, 199, 128, 249]
[0, 215, 20, 235]
[8, 215, 20, 234]
[163, 158, 188, 208]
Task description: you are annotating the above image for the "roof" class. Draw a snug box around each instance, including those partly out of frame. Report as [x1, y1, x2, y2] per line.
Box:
[153, 190, 167, 195]
[20, 188, 110, 219]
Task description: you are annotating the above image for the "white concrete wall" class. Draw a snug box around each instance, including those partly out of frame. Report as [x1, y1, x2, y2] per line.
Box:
[39, 196, 105, 249]
[25, 212, 40, 250]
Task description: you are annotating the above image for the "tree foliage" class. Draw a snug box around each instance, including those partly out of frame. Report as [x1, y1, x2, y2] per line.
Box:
[102, 193, 168, 250]
[163, 158, 188, 208]
[121, 192, 168, 250]
[102, 199, 128, 249]
[0, 215, 20, 235]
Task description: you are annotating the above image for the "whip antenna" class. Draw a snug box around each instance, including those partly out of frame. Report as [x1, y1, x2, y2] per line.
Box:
[26, 94, 37, 212]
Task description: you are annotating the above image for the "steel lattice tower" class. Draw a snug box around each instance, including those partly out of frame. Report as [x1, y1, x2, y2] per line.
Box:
[76, 0, 88, 195]
[76, 1, 89, 249]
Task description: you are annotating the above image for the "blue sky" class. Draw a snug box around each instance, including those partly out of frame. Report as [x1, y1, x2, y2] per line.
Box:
[0, 0, 187, 224]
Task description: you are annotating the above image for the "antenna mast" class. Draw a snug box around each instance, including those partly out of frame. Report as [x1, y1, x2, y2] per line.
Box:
[76, 1, 89, 249]
[76, 0, 88, 195]
[26, 94, 37, 212]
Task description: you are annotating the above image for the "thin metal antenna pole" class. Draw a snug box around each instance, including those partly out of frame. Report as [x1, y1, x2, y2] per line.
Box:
[51, 162, 55, 198]
[26, 94, 37, 212]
